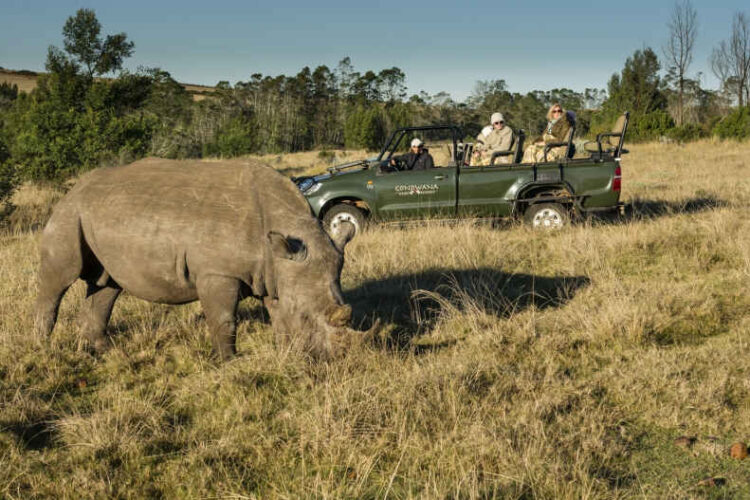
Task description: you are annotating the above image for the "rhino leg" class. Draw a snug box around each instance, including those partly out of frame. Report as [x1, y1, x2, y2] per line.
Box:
[197, 275, 240, 361]
[34, 221, 85, 337]
[78, 282, 122, 354]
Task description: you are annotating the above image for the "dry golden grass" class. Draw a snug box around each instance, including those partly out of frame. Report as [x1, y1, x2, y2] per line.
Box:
[0, 70, 38, 94]
[0, 141, 749, 498]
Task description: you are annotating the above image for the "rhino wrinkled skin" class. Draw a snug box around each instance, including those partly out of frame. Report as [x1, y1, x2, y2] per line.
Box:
[34, 158, 364, 360]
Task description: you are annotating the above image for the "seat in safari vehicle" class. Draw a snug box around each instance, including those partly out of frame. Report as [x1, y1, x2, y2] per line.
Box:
[489, 129, 526, 165]
[584, 112, 630, 158]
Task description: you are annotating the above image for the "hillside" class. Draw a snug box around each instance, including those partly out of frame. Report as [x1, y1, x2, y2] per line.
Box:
[0, 68, 215, 101]
[0, 142, 749, 497]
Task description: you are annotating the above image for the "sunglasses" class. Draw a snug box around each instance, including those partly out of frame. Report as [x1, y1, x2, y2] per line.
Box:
[552, 109, 562, 113]
[493, 121, 504, 125]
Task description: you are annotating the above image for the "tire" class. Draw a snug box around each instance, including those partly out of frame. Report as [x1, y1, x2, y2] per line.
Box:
[524, 202, 570, 230]
[322, 204, 367, 238]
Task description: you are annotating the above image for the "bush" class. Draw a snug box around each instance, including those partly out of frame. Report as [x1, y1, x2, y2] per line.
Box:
[203, 118, 255, 157]
[667, 123, 705, 142]
[632, 111, 674, 141]
[344, 106, 385, 150]
[713, 106, 750, 140]
[0, 161, 16, 225]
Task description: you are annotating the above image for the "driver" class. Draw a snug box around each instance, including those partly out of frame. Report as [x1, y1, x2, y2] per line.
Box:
[390, 138, 434, 171]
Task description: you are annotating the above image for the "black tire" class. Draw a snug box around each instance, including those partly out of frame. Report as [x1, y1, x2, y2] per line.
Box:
[322, 204, 367, 238]
[523, 202, 570, 230]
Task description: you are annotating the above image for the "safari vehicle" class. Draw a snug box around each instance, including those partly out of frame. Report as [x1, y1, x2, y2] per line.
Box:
[293, 113, 629, 236]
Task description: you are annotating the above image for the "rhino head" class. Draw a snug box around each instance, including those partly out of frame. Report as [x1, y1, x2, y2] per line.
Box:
[262, 221, 372, 360]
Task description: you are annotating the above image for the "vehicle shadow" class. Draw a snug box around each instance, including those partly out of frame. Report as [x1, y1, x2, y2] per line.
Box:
[592, 196, 727, 224]
[345, 268, 590, 353]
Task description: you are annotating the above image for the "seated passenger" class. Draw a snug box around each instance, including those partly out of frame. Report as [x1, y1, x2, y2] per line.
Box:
[522, 104, 575, 163]
[390, 138, 434, 171]
[472, 112, 513, 166]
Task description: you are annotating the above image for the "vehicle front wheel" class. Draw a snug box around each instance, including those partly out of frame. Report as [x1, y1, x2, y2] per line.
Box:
[322, 204, 367, 238]
[524, 203, 570, 230]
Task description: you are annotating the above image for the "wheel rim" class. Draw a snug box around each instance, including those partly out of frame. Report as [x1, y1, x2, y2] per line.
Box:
[532, 207, 564, 229]
[329, 212, 360, 235]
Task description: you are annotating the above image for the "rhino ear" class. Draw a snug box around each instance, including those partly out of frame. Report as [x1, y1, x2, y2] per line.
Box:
[268, 232, 307, 261]
[332, 221, 355, 253]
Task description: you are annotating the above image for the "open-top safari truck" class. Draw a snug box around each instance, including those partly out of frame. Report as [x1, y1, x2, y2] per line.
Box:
[293, 112, 629, 236]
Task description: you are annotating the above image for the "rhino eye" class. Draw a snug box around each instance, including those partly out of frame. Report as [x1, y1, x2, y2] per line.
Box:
[286, 237, 306, 257]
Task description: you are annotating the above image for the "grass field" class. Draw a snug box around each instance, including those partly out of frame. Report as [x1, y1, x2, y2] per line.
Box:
[0, 141, 748, 498]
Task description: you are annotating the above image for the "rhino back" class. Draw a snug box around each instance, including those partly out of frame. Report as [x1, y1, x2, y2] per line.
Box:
[67, 158, 305, 303]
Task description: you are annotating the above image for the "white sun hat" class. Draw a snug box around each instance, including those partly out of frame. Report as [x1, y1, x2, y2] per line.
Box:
[490, 112, 505, 124]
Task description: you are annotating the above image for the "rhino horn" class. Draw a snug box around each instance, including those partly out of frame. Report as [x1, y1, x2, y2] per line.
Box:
[327, 304, 352, 327]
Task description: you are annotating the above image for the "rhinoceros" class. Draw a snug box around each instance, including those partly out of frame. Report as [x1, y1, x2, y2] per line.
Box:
[34, 158, 368, 360]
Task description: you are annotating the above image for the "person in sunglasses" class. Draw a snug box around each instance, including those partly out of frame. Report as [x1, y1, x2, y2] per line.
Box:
[522, 104, 575, 163]
[472, 112, 513, 166]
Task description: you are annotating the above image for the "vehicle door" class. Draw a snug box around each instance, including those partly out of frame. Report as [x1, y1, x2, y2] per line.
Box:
[373, 163, 457, 220]
[458, 162, 533, 217]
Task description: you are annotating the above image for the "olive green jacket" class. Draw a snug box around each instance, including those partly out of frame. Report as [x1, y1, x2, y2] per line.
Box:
[541, 111, 575, 145]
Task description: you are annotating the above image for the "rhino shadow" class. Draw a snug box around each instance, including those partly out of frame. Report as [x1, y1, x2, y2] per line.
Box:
[1, 418, 57, 451]
[345, 268, 590, 352]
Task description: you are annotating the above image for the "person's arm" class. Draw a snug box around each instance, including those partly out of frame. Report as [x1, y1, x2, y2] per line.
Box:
[475, 132, 486, 150]
[390, 152, 407, 167]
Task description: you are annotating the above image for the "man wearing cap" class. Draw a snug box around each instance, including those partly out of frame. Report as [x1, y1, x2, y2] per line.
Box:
[472, 112, 513, 166]
[389, 138, 434, 171]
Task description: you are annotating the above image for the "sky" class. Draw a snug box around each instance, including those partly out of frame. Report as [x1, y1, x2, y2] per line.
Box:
[1, 0, 747, 101]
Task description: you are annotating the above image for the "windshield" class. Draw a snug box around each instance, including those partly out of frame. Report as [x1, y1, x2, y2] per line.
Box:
[380, 127, 459, 166]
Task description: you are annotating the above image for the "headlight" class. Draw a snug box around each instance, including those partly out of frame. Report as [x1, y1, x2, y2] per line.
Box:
[297, 178, 314, 192]
[297, 178, 322, 195]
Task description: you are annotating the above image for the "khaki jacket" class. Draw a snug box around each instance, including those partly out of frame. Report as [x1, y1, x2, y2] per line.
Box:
[476, 126, 513, 154]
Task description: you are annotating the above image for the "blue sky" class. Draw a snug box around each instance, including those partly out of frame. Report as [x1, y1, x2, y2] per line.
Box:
[1, 0, 746, 100]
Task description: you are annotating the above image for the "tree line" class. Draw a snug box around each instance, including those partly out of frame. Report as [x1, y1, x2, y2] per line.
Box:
[1, 4, 750, 215]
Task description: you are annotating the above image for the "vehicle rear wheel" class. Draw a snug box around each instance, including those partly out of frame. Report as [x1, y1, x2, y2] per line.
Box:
[524, 203, 570, 230]
[322, 204, 367, 238]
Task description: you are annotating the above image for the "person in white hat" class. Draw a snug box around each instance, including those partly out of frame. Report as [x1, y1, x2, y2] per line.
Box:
[389, 137, 434, 171]
[472, 112, 513, 166]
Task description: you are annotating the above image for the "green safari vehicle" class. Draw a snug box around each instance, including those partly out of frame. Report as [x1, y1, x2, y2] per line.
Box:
[293, 113, 629, 236]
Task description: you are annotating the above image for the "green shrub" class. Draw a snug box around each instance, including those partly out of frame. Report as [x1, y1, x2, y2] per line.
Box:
[667, 123, 705, 142]
[713, 107, 750, 140]
[632, 111, 674, 141]
[210, 118, 255, 157]
[0, 161, 16, 225]
[345, 106, 385, 150]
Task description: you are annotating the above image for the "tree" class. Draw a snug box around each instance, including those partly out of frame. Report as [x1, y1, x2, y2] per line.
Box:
[711, 12, 750, 107]
[59, 8, 134, 78]
[377, 67, 407, 102]
[583, 88, 607, 110]
[663, 0, 697, 125]
[594, 48, 669, 140]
